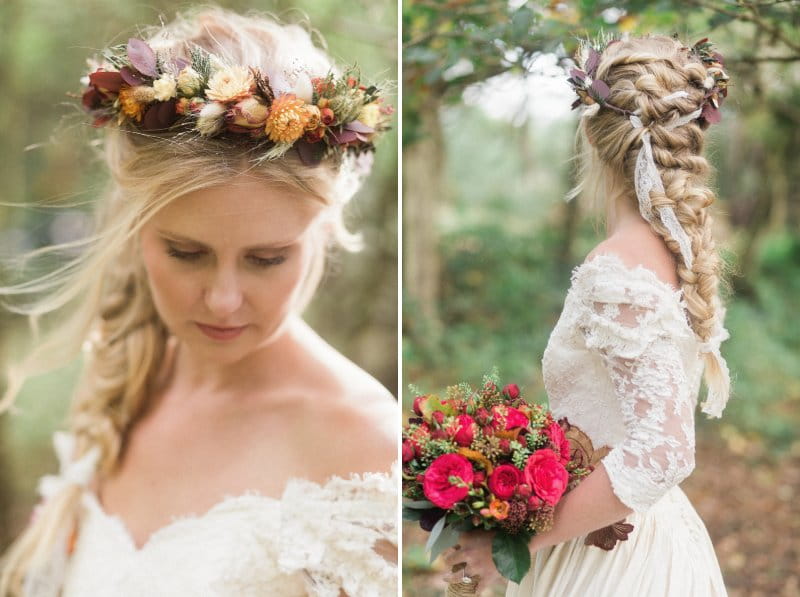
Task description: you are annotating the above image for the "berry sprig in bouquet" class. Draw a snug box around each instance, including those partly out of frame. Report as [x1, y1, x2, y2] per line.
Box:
[402, 371, 593, 584]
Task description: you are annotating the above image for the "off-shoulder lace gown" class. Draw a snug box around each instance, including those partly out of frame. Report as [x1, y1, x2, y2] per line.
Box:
[506, 253, 727, 597]
[26, 433, 398, 597]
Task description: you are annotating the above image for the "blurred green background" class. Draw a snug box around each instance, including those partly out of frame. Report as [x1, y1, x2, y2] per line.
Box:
[0, 0, 397, 551]
[403, 1, 799, 596]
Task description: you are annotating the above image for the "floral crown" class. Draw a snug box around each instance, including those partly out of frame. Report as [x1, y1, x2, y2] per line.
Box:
[80, 38, 393, 166]
[567, 36, 730, 125]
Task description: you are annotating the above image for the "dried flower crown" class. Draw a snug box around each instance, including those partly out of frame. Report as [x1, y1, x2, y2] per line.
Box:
[567, 36, 729, 125]
[80, 38, 393, 166]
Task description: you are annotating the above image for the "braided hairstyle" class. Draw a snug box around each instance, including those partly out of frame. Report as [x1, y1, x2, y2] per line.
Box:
[575, 35, 730, 407]
[1, 8, 361, 594]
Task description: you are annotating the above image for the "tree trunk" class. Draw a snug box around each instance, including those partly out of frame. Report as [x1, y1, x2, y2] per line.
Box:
[403, 96, 445, 336]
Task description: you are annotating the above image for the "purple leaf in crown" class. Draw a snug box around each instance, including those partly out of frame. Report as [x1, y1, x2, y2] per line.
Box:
[88, 70, 123, 93]
[344, 120, 375, 134]
[329, 129, 359, 145]
[569, 69, 586, 81]
[142, 99, 178, 130]
[120, 66, 148, 86]
[296, 139, 324, 166]
[585, 50, 600, 77]
[590, 79, 610, 101]
[172, 58, 189, 72]
[127, 38, 158, 78]
[571, 98, 582, 110]
[701, 103, 721, 124]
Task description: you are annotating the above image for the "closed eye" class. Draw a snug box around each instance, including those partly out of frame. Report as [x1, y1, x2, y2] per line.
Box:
[167, 246, 205, 261]
[248, 254, 287, 267]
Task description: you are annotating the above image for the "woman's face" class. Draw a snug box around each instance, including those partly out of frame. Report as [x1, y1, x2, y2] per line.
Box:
[139, 173, 324, 361]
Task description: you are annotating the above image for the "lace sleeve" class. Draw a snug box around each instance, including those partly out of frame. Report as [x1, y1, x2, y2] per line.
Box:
[277, 463, 398, 597]
[576, 265, 697, 514]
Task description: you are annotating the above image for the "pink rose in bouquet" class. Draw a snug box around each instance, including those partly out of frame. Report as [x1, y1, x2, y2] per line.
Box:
[523, 449, 569, 506]
[423, 453, 474, 509]
[450, 414, 476, 447]
[488, 464, 522, 500]
[544, 421, 572, 465]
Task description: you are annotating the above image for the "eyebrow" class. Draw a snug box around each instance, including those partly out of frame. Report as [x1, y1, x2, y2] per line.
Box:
[157, 229, 295, 251]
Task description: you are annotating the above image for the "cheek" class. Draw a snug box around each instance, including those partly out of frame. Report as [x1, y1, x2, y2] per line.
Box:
[141, 245, 196, 321]
[251, 245, 313, 315]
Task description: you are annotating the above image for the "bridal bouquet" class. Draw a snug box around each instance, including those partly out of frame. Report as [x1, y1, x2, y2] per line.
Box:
[402, 371, 593, 585]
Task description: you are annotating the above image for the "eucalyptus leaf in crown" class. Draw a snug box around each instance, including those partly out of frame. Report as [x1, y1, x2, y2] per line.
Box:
[79, 38, 393, 165]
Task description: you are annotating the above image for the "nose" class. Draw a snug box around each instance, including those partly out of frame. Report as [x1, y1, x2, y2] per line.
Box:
[204, 267, 244, 318]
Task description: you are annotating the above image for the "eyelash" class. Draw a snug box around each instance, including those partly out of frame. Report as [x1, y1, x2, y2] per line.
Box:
[167, 247, 287, 268]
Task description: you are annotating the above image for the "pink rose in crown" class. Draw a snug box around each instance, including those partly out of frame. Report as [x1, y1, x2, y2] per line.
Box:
[544, 422, 571, 465]
[450, 414, 476, 447]
[488, 464, 522, 500]
[423, 453, 474, 509]
[523, 449, 569, 506]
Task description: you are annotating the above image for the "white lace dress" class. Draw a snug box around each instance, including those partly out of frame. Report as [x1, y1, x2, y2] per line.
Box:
[506, 253, 727, 597]
[27, 433, 398, 597]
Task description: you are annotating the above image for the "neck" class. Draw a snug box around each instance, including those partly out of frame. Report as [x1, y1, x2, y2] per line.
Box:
[606, 191, 645, 238]
[165, 314, 307, 399]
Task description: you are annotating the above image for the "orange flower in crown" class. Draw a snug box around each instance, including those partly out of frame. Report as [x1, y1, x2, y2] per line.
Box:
[77, 38, 393, 166]
[265, 94, 310, 144]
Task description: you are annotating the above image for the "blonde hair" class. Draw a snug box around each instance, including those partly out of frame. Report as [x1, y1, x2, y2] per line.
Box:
[0, 8, 362, 593]
[571, 35, 730, 405]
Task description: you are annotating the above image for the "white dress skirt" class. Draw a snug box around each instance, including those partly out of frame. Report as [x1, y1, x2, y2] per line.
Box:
[506, 486, 726, 596]
[507, 254, 728, 596]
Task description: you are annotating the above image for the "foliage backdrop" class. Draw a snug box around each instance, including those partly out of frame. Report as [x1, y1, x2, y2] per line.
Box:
[0, 0, 397, 550]
[403, 1, 800, 595]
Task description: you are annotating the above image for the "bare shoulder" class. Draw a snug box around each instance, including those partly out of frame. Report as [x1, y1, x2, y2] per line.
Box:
[291, 320, 398, 478]
[586, 220, 680, 291]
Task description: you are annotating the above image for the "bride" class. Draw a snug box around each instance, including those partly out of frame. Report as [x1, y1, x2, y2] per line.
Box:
[0, 8, 396, 596]
[444, 35, 731, 595]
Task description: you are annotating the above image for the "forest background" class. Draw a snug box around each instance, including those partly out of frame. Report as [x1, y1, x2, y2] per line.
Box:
[403, 1, 799, 596]
[0, 0, 397, 550]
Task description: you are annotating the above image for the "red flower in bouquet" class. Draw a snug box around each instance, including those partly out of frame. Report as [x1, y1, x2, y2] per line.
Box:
[423, 453, 474, 509]
[450, 414, 476, 447]
[402, 441, 415, 463]
[503, 383, 520, 399]
[523, 449, 569, 506]
[545, 422, 572, 465]
[488, 464, 522, 500]
[407, 423, 430, 458]
[491, 405, 529, 431]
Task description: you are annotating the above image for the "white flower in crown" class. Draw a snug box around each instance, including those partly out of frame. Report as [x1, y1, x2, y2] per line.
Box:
[196, 101, 227, 136]
[152, 74, 178, 101]
[177, 66, 203, 96]
[206, 65, 254, 103]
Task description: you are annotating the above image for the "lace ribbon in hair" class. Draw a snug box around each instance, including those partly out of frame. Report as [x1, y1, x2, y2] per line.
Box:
[22, 433, 100, 597]
[697, 320, 731, 418]
[629, 92, 732, 416]
[629, 91, 702, 271]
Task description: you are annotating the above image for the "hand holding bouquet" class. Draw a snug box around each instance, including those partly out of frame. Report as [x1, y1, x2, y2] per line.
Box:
[402, 371, 595, 586]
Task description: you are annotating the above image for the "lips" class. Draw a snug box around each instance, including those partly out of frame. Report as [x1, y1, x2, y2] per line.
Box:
[196, 322, 248, 341]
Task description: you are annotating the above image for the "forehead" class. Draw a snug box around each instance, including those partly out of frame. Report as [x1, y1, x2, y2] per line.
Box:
[147, 175, 323, 245]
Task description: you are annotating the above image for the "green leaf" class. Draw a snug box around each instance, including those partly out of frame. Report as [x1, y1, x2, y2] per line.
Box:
[492, 532, 532, 584]
[428, 521, 463, 562]
[425, 514, 446, 555]
[404, 499, 436, 509]
[403, 507, 423, 521]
